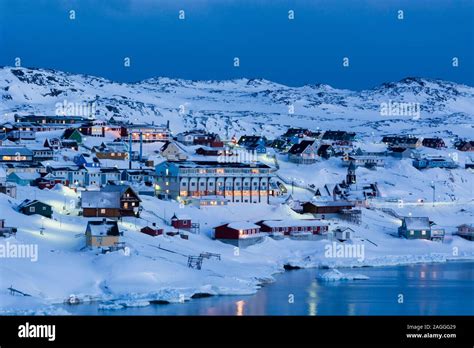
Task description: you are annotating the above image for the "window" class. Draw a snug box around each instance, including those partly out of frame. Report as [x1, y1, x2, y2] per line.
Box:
[191, 182, 195, 186]
[421, 230, 426, 235]
[410, 230, 414, 236]
[43, 207, 46, 211]
[29, 206, 35, 212]
[100, 209, 106, 214]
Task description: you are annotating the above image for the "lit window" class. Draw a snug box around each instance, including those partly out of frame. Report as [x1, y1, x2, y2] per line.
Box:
[410, 230, 414, 235]
[100, 209, 106, 214]
[421, 230, 426, 235]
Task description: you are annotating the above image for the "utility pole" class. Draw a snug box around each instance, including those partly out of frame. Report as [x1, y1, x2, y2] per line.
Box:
[431, 181, 435, 207]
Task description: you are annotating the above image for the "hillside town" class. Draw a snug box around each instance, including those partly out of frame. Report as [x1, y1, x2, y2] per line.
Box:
[1, 114, 473, 243]
[1, 111, 473, 312]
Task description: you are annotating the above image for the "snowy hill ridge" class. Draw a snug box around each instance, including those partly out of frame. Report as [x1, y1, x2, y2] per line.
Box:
[1, 66, 473, 138]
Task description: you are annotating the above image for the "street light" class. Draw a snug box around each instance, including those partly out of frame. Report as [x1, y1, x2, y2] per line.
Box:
[40, 216, 45, 235]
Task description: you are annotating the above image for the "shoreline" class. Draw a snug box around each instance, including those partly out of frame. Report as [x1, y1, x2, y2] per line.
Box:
[3, 257, 474, 316]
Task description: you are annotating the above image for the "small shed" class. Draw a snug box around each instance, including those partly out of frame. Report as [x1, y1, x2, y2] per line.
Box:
[170, 213, 192, 230]
[333, 227, 354, 241]
[140, 224, 164, 237]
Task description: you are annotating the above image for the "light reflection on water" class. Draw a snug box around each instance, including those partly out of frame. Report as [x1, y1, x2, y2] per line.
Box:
[60, 261, 474, 316]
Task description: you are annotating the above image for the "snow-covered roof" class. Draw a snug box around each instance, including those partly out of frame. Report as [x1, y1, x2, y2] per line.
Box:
[403, 217, 430, 230]
[259, 219, 328, 228]
[227, 222, 260, 230]
[81, 191, 120, 208]
[88, 223, 118, 236]
[171, 213, 191, 220]
[0, 147, 33, 156]
[288, 140, 315, 154]
[10, 172, 40, 180]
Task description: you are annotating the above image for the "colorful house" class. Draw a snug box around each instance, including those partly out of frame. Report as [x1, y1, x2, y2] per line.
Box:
[18, 199, 53, 218]
[214, 222, 264, 247]
[256, 219, 329, 236]
[140, 224, 164, 237]
[413, 157, 457, 169]
[7, 172, 40, 186]
[398, 217, 436, 240]
[455, 224, 474, 241]
[85, 219, 121, 248]
[62, 128, 83, 144]
[288, 140, 318, 164]
[81, 185, 141, 218]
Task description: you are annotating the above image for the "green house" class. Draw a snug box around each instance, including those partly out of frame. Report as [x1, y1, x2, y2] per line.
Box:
[18, 199, 53, 218]
[63, 128, 83, 144]
[398, 217, 431, 240]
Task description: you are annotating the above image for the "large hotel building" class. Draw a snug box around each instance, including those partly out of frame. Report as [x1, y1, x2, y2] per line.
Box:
[155, 161, 277, 203]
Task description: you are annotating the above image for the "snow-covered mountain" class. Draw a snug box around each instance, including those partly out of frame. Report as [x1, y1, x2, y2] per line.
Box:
[1, 66, 473, 139]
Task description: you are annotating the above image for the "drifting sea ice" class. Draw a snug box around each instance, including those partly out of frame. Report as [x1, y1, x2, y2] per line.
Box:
[317, 269, 369, 281]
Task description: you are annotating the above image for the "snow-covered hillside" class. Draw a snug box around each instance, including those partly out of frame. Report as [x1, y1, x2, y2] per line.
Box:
[0, 67, 473, 315]
[1, 67, 473, 139]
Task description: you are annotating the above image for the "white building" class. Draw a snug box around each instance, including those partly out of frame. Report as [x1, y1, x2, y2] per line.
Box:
[155, 160, 277, 203]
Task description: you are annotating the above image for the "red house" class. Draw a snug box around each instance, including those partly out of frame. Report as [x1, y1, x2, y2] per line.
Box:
[36, 177, 69, 190]
[214, 222, 263, 247]
[256, 219, 329, 236]
[140, 224, 164, 237]
[170, 214, 192, 230]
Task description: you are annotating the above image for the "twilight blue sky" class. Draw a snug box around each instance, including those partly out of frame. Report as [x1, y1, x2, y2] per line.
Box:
[0, 0, 473, 90]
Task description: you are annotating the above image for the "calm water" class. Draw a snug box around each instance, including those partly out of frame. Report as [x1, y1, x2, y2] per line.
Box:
[62, 262, 474, 315]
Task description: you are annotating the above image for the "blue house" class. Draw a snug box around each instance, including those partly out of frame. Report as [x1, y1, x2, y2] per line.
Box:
[237, 135, 267, 154]
[74, 154, 101, 168]
[83, 167, 121, 186]
[413, 157, 458, 169]
[121, 169, 155, 184]
[7, 172, 40, 186]
[0, 147, 34, 163]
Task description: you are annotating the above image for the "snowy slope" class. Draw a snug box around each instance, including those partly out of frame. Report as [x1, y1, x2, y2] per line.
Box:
[1, 67, 473, 139]
[0, 67, 473, 315]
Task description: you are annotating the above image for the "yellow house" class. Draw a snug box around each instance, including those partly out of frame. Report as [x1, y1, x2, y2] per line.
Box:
[85, 219, 121, 248]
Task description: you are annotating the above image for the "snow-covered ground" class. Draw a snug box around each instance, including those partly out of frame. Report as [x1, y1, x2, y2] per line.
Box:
[0, 67, 473, 315]
[1, 166, 473, 315]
